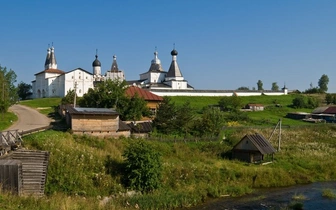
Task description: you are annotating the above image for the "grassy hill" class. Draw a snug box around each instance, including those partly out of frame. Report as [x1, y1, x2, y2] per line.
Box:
[170, 94, 317, 126]
[1, 125, 336, 209]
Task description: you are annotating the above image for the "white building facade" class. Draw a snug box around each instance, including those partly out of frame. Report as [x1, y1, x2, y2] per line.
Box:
[32, 47, 126, 98]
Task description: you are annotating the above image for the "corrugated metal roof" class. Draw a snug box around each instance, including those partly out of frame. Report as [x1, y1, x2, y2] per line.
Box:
[246, 133, 276, 155]
[233, 133, 276, 155]
[312, 107, 329, 114]
[126, 86, 163, 101]
[67, 106, 119, 115]
[323, 106, 336, 114]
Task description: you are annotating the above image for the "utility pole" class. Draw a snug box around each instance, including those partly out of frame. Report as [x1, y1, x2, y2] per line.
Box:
[2, 81, 4, 120]
[73, 80, 77, 107]
[269, 119, 282, 151]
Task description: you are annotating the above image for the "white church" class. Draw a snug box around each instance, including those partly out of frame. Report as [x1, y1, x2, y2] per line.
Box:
[32, 45, 288, 98]
[32, 46, 192, 98]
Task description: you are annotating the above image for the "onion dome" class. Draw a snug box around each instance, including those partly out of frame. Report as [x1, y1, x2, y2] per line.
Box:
[92, 55, 101, 67]
[171, 49, 178, 56]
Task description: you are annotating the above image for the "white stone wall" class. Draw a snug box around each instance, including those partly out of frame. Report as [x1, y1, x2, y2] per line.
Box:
[105, 71, 125, 82]
[150, 90, 287, 97]
[164, 80, 188, 89]
[64, 69, 94, 97]
[140, 72, 166, 84]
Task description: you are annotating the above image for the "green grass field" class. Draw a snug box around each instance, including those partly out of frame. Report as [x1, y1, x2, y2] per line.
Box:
[170, 94, 317, 126]
[19, 98, 62, 115]
[0, 111, 17, 130]
[1, 124, 336, 209]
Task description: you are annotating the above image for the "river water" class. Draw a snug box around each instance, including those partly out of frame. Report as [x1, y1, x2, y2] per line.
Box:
[189, 181, 336, 210]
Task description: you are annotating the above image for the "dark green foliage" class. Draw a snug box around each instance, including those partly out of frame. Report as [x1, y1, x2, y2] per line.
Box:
[119, 93, 151, 121]
[194, 107, 226, 137]
[153, 97, 195, 135]
[325, 93, 333, 104]
[237, 86, 249, 90]
[218, 95, 242, 112]
[79, 79, 149, 120]
[153, 97, 177, 134]
[292, 95, 319, 109]
[306, 97, 319, 109]
[271, 82, 279, 91]
[304, 87, 320, 94]
[226, 110, 249, 122]
[0, 65, 18, 116]
[17, 81, 32, 100]
[61, 89, 76, 105]
[257, 80, 263, 90]
[292, 95, 306, 108]
[122, 140, 162, 193]
[174, 101, 195, 135]
[80, 79, 128, 108]
[318, 74, 329, 93]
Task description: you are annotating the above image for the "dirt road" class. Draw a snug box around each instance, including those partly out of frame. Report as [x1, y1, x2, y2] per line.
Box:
[4, 104, 51, 132]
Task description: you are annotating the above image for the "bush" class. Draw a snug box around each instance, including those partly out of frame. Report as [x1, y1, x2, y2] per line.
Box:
[122, 140, 162, 193]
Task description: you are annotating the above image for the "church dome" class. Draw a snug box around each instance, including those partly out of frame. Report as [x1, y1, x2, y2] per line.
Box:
[171, 49, 178, 56]
[151, 51, 161, 64]
[92, 55, 101, 67]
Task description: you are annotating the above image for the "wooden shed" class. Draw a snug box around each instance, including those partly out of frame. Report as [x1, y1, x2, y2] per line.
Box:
[65, 106, 130, 138]
[232, 133, 276, 163]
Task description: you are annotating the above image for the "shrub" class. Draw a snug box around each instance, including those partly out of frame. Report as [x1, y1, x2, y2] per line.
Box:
[122, 140, 162, 193]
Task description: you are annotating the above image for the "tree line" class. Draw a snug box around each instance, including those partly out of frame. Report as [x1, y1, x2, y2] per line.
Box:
[237, 74, 329, 93]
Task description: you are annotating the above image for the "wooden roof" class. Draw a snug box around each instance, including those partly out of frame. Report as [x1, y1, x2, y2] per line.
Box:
[233, 133, 276, 155]
[125, 86, 163, 101]
[127, 121, 152, 133]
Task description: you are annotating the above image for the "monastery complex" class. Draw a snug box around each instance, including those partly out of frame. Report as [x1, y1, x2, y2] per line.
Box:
[32, 46, 288, 98]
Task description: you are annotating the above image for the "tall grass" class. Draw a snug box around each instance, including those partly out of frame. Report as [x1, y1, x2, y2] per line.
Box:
[2, 124, 333, 209]
[19, 98, 62, 116]
[0, 111, 17, 130]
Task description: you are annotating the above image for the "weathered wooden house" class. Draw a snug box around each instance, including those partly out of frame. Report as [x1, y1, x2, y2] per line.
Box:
[232, 133, 276, 163]
[65, 106, 130, 138]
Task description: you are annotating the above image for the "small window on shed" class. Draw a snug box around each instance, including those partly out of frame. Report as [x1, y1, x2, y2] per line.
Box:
[246, 140, 248, 144]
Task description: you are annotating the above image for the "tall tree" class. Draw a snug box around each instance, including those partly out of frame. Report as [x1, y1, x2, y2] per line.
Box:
[194, 107, 226, 137]
[0, 65, 18, 118]
[61, 89, 77, 105]
[218, 95, 242, 112]
[80, 79, 128, 108]
[271, 82, 279, 91]
[17, 81, 32, 100]
[318, 74, 329, 93]
[79, 79, 149, 120]
[152, 97, 177, 134]
[120, 93, 150, 121]
[257, 80, 263, 90]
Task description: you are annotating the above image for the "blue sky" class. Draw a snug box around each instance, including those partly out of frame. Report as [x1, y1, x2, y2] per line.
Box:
[0, 0, 335, 92]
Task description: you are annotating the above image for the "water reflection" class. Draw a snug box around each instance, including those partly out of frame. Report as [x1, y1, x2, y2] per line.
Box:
[189, 182, 336, 210]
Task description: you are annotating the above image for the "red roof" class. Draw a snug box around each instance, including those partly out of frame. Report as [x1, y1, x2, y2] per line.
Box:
[35, 69, 65, 75]
[125, 86, 163, 101]
[323, 106, 336, 114]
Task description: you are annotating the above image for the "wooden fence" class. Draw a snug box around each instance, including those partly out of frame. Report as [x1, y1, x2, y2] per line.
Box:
[0, 130, 22, 156]
[0, 150, 49, 196]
